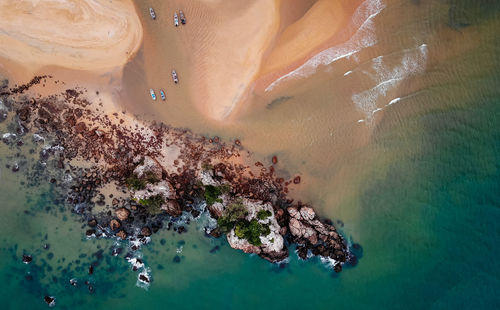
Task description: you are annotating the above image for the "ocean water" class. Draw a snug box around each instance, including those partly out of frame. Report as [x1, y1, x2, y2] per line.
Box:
[1, 0, 500, 309]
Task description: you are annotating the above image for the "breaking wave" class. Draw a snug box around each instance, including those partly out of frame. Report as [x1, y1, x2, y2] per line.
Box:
[265, 0, 386, 92]
[353, 44, 428, 122]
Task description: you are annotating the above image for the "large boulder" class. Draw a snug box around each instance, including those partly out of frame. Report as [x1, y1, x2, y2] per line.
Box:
[225, 199, 287, 262]
[161, 200, 182, 217]
[115, 207, 130, 221]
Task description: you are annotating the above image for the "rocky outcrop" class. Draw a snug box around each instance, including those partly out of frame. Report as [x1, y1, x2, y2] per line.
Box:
[3, 77, 351, 274]
[132, 180, 175, 201]
[133, 156, 163, 180]
[287, 205, 347, 267]
[225, 199, 288, 262]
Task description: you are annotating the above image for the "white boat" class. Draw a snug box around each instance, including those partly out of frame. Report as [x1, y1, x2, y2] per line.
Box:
[149, 8, 156, 20]
[174, 12, 179, 27]
[150, 89, 156, 100]
[172, 70, 179, 84]
[179, 10, 186, 24]
[160, 89, 166, 101]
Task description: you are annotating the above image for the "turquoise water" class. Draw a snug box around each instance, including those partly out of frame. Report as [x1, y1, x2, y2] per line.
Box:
[1, 0, 500, 309]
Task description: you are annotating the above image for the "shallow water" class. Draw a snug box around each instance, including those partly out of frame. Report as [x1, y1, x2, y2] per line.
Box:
[1, 0, 500, 308]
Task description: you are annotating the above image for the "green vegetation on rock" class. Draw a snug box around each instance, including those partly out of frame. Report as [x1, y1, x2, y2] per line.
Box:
[126, 170, 160, 191]
[257, 209, 272, 220]
[138, 195, 164, 215]
[204, 184, 230, 206]
[217, 202, 270, 246]
[126, 174, 146, 190]
[234, 219, 271, 246]
[217, 202, 247, 232]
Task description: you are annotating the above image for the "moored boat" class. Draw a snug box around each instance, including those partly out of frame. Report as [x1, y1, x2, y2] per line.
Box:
[149, 8, 156, 20]
[179, 10, 186, 24]
[172, 70, 179, 84]
[174, 12, 179, 27]
[150, 89, 156, 100]
[160, 89, 166, 101]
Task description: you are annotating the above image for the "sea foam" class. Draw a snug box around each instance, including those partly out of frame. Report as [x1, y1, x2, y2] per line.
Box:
[265, 0, 386, 92]
[353, 44, 428, 123]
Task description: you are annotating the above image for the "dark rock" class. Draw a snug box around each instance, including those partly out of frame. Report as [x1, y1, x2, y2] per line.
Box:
[162, 200, 182, 217]
[87, 219, 97, 227]
[293, 176, 301, 184]
[111, 247, 123, 256]
[22, 254, 32, 264]
[209, 246, 220, 254]
[139, 274, 150, 283]
[44, 296, 55, 307]
[17, 107, 30, 122]
[75, 122, 86, 133]
[173, 255, 181, 263]
[296, 246, 308, 260]
[347, 254, 358, 267]
[272, 156, 278, 165]
[209, 229, 221, 238]
[86, 229, 96, 237]
[177, 226, 186, 234]
[191, 209, 200, 218]
[115, 207, 130, 221]
[116, 230, 127, 240]
[334, 263, 342, 273]
[140, 227, 151, 237]
[110, 219, 120, 230]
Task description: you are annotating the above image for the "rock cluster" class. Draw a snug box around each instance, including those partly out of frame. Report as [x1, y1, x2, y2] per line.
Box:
[225, 199, 288, 262]
[3, 76, 352, 272]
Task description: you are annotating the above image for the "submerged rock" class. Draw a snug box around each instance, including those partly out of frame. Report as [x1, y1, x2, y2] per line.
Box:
[22, 254, 32, 264]
[44, 296, 55, 307]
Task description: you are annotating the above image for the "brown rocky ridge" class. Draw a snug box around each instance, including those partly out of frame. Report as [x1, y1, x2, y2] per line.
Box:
[0, 76, 358, 273]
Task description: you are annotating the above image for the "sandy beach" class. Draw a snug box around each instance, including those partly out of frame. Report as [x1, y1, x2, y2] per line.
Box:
[0, 0, 142, 75]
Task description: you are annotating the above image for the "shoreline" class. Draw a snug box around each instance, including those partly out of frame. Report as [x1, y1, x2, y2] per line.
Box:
[1, 76, 356, 277]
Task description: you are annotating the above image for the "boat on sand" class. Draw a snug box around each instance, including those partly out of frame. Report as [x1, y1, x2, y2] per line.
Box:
[150, 89, 156, 100]
[174, 12, 179, 27]
[172, 70, 179, 84]
[179, 11, 186, 24]
[149, 8, 156, 20]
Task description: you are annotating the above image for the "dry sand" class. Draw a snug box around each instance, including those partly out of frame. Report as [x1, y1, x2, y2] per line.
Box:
[127, 0, 367, 121]
[0, 0, 143, 74]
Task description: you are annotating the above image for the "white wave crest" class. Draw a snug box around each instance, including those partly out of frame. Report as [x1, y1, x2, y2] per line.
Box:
[353, 44, 428, 122]
[265, 0, 386, 92]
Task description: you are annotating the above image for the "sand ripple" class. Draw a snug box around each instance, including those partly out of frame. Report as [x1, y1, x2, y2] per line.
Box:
[0, 0, 142, 71]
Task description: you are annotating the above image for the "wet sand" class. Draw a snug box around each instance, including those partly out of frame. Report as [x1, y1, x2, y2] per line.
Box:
[2, 0, 494, 219]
